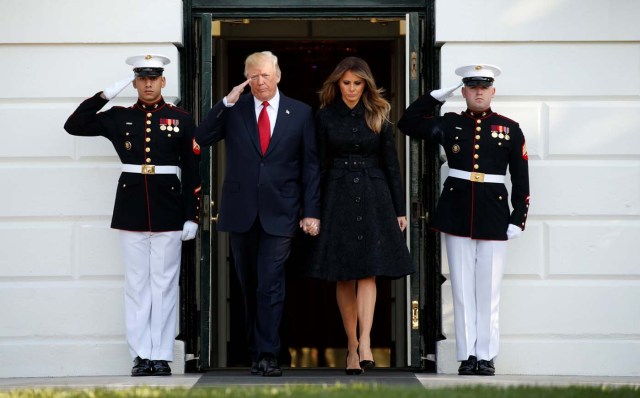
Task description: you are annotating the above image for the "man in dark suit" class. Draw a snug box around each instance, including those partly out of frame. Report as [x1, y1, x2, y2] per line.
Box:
[195, 51, 321, 377]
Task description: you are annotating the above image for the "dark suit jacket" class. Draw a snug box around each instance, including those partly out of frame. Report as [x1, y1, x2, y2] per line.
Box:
[195, 92, 321, 237]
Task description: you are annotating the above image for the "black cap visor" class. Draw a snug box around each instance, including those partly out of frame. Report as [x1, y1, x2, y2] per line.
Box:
[134, 67, 164, 77]
[463, 76, 494, 87]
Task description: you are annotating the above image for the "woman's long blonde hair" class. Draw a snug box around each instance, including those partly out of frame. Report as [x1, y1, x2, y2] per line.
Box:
[318, 57, 390, 133]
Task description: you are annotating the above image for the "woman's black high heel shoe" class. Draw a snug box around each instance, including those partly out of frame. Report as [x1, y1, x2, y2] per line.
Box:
[359, 359, 375, 370]
[359, 347, 375, 370]
[345, 351, 363, 375]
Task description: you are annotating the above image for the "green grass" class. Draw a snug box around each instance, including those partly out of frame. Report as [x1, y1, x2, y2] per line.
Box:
[1, 385, 639, 398]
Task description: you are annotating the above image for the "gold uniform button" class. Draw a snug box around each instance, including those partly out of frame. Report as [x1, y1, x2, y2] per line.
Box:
[475, 144, 480, 149]
[122, 184, 127, 188]
[125, 132, 130, 136]
[146, 158, 152, 163]
[498, 196, 503, 200]
[450, 187, 454, 191]
[146, 113, 152, 117]
[145, 147, 151, 153]
[146, 128, 151, 133]
[498, 142, 502, 146]
[455, 136, 459, 140]
[168, 134, 172, 138]
[473, 164, 479, 170]
[476, 127, 481, 132]
[476, 119, 481, 124]
[146, 137, 151, 142]
[475, 135, 481, 139]
[474, 154, 479, 159]
[146, 120, 151, 125]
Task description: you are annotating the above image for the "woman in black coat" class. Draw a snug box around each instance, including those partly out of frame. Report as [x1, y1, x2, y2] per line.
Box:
[306, 57, 413, 374]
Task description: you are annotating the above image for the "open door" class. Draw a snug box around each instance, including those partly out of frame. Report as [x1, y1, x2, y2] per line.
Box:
[189, 12, 217, 371]
[406, 8, 444, 371]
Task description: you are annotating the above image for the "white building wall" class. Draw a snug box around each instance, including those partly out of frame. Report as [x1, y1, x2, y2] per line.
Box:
[0, 0, 186, 377]
[435, 0, 640, 376]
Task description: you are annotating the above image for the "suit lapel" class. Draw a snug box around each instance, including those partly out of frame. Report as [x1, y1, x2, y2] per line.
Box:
[240, 95, 262, 155]
[264, 95, 292, 156]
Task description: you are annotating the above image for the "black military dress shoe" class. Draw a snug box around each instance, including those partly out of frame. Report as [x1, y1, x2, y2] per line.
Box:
[250, 361, 260, 375]
[259, 355, 282, 377]
[476, 359, 495, 376]
[151, 360, 172, 376]
[131, 356, 153, 376]
[458, 355, 477, 375]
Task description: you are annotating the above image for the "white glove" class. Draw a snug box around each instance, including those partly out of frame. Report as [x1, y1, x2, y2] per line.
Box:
[506, 224, 522, 240]
[181, 221, 198, 241]
[103, 73, 135, 100]
[430, 82, 463, 102]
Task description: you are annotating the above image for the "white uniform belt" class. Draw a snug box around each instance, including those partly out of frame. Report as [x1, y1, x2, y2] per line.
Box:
[122, 164, 180, 175]
[448, 168, 505, 184]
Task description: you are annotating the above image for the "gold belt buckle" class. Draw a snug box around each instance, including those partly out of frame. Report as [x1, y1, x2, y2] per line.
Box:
[470, 172, 485, 182]
[142, 165, 155, 175]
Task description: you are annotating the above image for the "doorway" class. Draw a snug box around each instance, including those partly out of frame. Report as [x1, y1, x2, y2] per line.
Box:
[210, 19, 409, 369]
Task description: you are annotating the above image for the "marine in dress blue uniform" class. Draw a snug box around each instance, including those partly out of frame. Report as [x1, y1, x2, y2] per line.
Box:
[64, 54, 201, 376]
[398, 64, 530, 376]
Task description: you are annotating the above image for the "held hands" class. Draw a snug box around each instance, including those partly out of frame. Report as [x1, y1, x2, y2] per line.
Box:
[397, 216, 408, 232]
[300, 217, 321, 236]
[181, 221, 198, 241]
[430, 81, 463, 102]
[102, 73, 136, 100]
[225, 78, 252, 105]
[506, 224, 522, 240]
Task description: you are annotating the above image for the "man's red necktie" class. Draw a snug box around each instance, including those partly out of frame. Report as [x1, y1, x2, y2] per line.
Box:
[258, 101, 270, 154]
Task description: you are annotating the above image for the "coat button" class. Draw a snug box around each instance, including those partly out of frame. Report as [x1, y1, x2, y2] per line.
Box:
[475, 134, 481, 139]
[354, 196, 361, 203]
[146, 158, 151, 163]
[356, 216, 363, 222]
[352, 127, 358, 133]
[476, 119, 482, 124]
[353, 144, 360, 151]
[475, 144, 480, 149]
[357, 235, 364, 241]
[146, 128, 151, 133]
[353, 177, 360, 183]
[498, 196, 503, 200]
[473, 164, 479, 170]
[147, 113, 152, 117]
[146, 137, 151, 142]
[145, 147, 151, 153]
[474, 154, 479, 159]
[476, 127, 481, 132]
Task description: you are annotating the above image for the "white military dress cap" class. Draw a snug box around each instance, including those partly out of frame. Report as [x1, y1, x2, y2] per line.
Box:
[455, 64, 502, 87]
[126, 54, 171, 77]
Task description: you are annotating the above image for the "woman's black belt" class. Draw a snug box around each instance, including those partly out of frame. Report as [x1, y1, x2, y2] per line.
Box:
[332, 156, 379, 170]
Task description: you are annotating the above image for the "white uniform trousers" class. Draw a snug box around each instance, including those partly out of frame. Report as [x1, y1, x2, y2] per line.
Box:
[120, 230, 182, 361]
[444, 234, 507, 362]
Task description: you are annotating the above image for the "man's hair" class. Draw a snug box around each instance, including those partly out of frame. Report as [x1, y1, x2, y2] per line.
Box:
[244, 51, 282, 80]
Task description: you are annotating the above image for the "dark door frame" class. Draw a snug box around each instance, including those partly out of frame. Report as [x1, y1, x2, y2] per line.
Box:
[180, 0, 443, 372]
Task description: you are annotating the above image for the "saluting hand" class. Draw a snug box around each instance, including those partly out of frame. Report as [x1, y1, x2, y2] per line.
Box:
[226, 78, 252, 104]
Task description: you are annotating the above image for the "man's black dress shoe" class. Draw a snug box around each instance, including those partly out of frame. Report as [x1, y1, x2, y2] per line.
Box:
[250, 361, 260, 375]
[258, 355, 282, 377]
[476, 359, 495, 376]
[131, 356, 153, 376]
[458, 355, 477, 375]
[151, 360, 172, 376]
